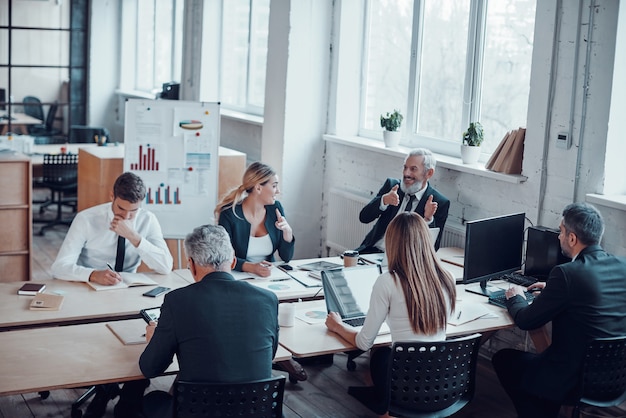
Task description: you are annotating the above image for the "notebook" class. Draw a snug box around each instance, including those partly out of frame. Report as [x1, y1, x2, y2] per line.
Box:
[321, 264, 390, 334]
[86, 272, 158, 291]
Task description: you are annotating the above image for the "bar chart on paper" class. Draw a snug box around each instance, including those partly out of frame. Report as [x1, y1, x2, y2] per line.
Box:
[146, 183, 182, 205]
[130, 144, 160, 171]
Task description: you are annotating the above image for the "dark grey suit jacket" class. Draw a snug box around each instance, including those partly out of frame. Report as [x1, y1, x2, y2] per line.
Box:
[139, 271, 279, 383]
[506, 245, 626, 401]
[356, 178, 450, 251]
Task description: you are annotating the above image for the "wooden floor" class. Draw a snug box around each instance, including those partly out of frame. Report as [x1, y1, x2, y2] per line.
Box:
[0, 205, 618, 417]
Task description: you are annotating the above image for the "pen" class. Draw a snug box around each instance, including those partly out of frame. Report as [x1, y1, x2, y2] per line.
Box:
[106, 263, 114, 271]
[457, 311, 462, 320]
[270, 278, 290, 282]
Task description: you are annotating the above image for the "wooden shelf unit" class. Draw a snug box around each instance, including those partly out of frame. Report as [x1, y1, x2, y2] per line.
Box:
[0, 153, 32, 281]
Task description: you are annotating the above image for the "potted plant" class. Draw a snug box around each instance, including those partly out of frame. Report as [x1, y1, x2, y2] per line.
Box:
[461, 121, 483, 164]
[380, 109, 403, 148]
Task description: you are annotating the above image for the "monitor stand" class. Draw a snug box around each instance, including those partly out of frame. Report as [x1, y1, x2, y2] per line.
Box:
[464, 280, 498, 297]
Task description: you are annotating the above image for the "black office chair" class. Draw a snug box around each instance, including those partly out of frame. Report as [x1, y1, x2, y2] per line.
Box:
[23, 95, 45, 127]
[29, 101, 62, 137]
[569, 336, 626, 418]
[174, 376, 286, 418]
[348, 333, 482, 417]
[33, 153, 78, 235]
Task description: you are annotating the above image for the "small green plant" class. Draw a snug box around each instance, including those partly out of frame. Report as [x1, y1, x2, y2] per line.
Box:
[462, 121, 484, 146]
[380, 110, 403, 132]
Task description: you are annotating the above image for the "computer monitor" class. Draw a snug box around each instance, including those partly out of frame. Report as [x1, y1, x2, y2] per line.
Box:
[0, 88, 6, 111]
[524, 225, 569, 280]
[463, 212, 526, 296]
[69, 125, 110, 143]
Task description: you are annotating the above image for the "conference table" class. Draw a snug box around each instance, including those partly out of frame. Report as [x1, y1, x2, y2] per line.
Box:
[0, 112, 42, 135]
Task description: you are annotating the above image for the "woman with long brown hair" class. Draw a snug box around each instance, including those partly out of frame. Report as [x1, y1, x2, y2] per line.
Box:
[326, 212, 456, 414]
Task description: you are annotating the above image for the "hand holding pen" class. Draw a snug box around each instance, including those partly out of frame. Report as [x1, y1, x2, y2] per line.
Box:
[88, 263, 122, 286]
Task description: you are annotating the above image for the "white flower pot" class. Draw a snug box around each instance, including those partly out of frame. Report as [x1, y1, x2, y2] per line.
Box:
[383, 130, 401, 148]
[460, 144, 481, 164]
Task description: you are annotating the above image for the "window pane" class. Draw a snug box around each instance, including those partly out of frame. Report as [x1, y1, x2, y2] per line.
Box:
[10, 1, 70, 29]
[154, 2, 174, 86]
[416, 0, 469, 140]
[480, 0, 536, 154]
[221, 0, 250, 108]
[11, 29, 69, 67]
[362, 0, 413, 132]
[248, 0, 270, 109]
[136, 0, 156, 92]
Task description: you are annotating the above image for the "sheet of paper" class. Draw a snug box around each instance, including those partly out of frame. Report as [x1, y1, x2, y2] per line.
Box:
[448, 301, 495, 326]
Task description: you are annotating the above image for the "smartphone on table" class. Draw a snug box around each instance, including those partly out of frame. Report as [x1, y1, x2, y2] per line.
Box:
[142, 286, 170, 298]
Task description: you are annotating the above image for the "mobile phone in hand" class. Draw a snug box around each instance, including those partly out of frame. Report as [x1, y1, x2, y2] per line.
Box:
[142, 286, 170, 298]
[140, 307, 161, 323]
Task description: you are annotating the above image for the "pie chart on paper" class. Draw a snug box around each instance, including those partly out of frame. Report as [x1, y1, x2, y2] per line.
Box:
[179, 120, 203, 130]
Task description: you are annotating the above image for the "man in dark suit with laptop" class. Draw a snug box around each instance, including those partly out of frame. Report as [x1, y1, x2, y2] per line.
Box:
[492, 202, 626, 417]
[139, 224, 279, 418]
[357, 148, 450, 252]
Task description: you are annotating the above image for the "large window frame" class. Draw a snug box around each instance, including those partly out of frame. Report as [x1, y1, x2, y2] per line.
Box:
[359, 0, 536, 159]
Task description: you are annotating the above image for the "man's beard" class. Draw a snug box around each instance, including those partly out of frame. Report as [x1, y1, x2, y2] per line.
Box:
[400, 179, 424, 195]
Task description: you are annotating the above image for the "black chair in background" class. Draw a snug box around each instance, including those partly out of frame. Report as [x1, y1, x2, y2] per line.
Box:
[29, 101, 62, 138]
[568, 336, 626, 418]
[174, 376, 286, 418]
[23, 96, 45, 128]
[33, 153, 78, 235]
[70, 125, 110, 144]
[348, 333, 482, 417]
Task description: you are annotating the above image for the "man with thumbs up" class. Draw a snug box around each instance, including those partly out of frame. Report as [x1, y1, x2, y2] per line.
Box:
[356, 148, 450, 252]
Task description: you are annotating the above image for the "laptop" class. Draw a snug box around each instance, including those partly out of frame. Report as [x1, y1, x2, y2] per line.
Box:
[321, 264, 390, 334]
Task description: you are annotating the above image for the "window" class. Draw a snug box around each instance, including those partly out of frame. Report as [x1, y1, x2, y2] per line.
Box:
[120, 0, 184, 95]
[361, 0, 536, 157]
[220, 0, 270, 115]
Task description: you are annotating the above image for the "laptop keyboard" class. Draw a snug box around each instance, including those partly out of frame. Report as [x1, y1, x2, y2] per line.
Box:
[489, 289, 535, 308]
[343, 317, 365, 327]
[500, 272, 538, 287]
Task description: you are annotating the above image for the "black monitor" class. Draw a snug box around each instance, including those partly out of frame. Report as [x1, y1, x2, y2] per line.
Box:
[0, 88, 6, 111]
[69, 125, 110, 143]
[463, 212, 526, 296]
[524, 226, 569, 280]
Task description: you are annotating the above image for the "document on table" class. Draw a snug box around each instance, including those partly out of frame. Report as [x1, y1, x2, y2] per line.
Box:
[87, 273, 158, 291]
[448, 301, 497, 326]
[287, 271, 322, 288]
[229, 267, 291, 281]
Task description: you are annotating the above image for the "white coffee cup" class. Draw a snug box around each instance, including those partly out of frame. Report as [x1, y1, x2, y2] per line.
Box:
[278, 303, 296, 327]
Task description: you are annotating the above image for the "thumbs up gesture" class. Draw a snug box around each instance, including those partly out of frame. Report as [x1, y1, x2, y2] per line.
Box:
[382, 184, 401, 206]
[423, 194, 438, 222]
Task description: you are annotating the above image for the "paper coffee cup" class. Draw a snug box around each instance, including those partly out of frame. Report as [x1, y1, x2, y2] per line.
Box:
[343, 250, 359, 267]
[278, 303, 296, 327]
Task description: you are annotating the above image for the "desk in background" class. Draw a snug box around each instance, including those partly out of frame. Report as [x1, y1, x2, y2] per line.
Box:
[30, 143, 99, 179]
[0, 113, 42, 135]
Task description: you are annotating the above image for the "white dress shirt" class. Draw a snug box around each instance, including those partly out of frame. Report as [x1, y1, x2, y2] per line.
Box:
[51, 202, 173, 282]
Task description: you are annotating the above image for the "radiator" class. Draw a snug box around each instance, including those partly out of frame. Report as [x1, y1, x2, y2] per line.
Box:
[440, 222, 465, 248]
[326, 188, 371, 254]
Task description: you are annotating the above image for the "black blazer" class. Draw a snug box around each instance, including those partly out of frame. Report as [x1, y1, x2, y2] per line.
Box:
[139, 271, 279, 383]
[506, 245, 626, 401]
[356, 178, 450, 251]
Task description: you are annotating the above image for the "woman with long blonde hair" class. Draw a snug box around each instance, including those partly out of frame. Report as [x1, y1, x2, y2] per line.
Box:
[326, 212, 456, 415]
[215, 162, 294, 277]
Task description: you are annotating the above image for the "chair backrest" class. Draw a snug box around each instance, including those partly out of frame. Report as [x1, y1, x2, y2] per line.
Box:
[577, 336, 626, 408]
[42, 154, 78, 187]
[387, 333, 482, 418]
[23, 96, 44, 121]
[45, 102, 58, 131]
[174, 376, 286, 418]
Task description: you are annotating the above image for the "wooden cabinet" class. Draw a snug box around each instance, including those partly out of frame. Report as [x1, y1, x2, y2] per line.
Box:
[77, 146, 124, 212]
[0, 154, 32, 281]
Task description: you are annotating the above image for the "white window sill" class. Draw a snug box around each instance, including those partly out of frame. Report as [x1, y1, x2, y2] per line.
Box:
[115, 89, 157, 100]
[586, 194, 626, 211]
[324, 134, 527, 184]
[220, 109, 264, 126]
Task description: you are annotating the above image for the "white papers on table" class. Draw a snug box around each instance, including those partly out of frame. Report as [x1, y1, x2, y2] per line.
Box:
[288, 271, 322, 288]
[228, 267, 291, 281]
[87, 273, 157, 291]
[448, 301, 498, 326]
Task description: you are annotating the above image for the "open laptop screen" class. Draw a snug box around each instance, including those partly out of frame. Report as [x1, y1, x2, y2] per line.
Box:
[322, 264, 382, 319]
